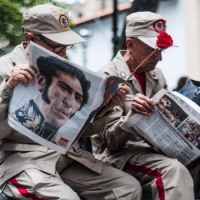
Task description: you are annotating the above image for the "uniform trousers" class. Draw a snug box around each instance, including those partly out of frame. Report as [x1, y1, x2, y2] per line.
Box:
[125, 152, 194, 200]
[3, 161, 142, 200]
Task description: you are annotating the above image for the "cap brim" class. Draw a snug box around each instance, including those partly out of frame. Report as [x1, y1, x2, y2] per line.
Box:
[138, 36, 158, 49]
[138, 36, 176, 50]
[42, 29, 86, 45]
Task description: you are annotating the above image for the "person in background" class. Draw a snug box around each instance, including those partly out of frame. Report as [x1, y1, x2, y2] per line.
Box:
[173, 76, 189, 91]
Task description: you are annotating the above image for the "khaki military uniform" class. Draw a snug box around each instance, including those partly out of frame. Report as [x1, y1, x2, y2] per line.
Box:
[0, 45, 142, 200]
[91, 51, 195, 200]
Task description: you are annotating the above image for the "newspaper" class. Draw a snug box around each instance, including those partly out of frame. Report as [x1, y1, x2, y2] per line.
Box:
[121, 88, 200, 166]
[8, 42, 130, 154]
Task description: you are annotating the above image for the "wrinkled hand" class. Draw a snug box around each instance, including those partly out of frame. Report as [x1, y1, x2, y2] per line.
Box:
[108, 85, 131, 106]
[7, 64, 38, 88]
[131, 93, 155, 116]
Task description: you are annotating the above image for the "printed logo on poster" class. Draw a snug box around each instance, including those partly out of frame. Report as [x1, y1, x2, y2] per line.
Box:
[58, 137, 69, 147]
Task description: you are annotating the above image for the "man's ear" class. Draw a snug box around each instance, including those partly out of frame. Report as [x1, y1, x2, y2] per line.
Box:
[37, 75, 46, 92]
[26, 33, 36, 42]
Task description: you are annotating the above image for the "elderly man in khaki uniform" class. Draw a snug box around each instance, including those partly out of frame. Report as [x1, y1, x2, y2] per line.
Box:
[91, 12, 195, 200]
[0, 4, 142, 200]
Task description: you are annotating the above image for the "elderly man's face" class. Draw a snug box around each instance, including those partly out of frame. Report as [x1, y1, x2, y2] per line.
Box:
[40, 72, 83, 128]
[132, 40, 162, 73]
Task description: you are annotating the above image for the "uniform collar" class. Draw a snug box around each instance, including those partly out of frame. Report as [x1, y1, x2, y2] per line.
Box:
[113, 50, 132, 80]
[113, 50, 160, 80]
[113, 50, 161, 96]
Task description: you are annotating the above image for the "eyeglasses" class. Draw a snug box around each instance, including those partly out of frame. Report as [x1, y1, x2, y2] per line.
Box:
[35, 35, 72, 53]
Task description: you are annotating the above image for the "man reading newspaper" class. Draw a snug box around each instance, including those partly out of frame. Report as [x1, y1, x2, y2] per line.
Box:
[91, 12, 196, 199]
[0, 4, 141, 200]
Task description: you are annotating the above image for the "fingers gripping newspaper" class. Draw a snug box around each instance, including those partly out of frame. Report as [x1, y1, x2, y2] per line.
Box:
[8, 42, 130, 154]
[121, 88, 200, 166]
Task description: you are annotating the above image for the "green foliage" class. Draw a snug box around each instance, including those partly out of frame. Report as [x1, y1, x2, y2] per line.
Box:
[0, 0, 73, 56]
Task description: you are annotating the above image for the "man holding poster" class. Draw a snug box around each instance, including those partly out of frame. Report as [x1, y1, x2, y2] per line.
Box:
[0, 4, 140, 200]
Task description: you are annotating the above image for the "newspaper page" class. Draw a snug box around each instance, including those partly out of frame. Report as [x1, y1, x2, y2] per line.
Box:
[8, 42, 128, 154]
[121, 89, 200, 166]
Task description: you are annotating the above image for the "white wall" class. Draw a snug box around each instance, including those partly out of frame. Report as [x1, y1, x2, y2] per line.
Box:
[183, 0, 200, 80]
[156, 0, 187, 91]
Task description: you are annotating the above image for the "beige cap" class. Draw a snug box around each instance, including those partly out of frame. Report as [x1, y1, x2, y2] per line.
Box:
[22, 4, 85, 45]
[126, 11, 168, 49]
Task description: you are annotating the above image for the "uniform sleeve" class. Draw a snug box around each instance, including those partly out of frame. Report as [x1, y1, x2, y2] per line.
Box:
[82, 63, 133, 147]
[88, 65, 133, 151]
[83, 103, 133, 152]
[157, 67, 168, 90]
[82, 105, 112, 137]
[0, 72, 14, 139]
[161, 72, 167, 90]
[96, 104, 133, 151]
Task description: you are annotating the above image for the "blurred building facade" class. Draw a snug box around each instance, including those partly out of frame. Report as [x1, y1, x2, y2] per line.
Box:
[67, 0, 200, 91]
[1, 0, 199, 91]
[0, 0, 200, 90]
[67, 0, 131, 71]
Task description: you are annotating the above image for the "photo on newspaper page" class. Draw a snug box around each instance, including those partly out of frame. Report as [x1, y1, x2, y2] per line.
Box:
[121, 89, 200, 166]
[8, 42, 125, 154]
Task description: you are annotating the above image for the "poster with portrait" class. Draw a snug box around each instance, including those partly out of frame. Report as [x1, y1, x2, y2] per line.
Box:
[8, 42, 128, 154]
